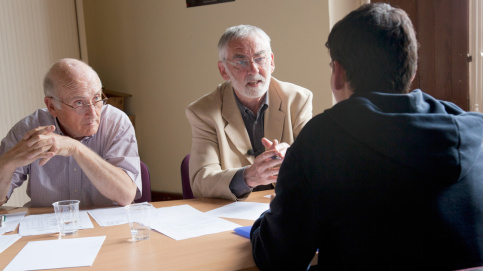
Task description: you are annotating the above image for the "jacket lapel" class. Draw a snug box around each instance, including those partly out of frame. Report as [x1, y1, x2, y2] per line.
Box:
[222, 84, 255, 164]
[264, 80, 285, 142]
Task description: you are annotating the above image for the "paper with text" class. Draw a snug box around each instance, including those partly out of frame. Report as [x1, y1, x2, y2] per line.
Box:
[87, 205, 156, 227]
[18, 211, 94, 236]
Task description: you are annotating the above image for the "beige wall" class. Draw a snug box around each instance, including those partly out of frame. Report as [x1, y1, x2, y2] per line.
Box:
[82, 0, 333, 193]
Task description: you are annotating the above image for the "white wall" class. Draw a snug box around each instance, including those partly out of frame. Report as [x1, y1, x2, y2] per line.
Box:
[82, 0, 333, 193]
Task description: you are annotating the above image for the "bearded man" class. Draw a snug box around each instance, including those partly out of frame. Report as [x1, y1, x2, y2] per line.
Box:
[186, 25, 313, 201]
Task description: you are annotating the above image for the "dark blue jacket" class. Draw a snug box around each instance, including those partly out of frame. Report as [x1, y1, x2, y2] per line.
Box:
[251, 90, 483, 270]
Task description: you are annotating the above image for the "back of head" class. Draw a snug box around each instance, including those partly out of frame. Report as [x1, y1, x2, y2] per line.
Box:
[44, 58, 102, 100]
[326, 3, 418, 94]
[217, 24, 272, 60]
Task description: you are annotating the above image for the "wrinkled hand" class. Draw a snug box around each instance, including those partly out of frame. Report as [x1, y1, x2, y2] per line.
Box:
[244, 138, 290, 188]
[1, 126, 56, 170]
[261, 138, 289, 159]
[37, 130, 79, 166]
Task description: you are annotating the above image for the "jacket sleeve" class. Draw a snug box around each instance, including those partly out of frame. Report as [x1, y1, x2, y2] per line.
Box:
[185, 106, 245, 201]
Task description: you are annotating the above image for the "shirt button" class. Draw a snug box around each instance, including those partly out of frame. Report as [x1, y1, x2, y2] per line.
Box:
[74, 168, 77, 172]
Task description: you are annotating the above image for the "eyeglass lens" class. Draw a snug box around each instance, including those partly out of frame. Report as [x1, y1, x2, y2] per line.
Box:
[229, 56, 268, 70]
[75, 99, 106, 114]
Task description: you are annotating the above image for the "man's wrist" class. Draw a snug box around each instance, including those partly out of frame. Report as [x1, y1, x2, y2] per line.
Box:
[244, 165, 257, 188]
[0, 154, 16, 174]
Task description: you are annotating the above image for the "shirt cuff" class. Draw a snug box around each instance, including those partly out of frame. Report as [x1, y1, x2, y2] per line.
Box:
[229, 167, 252, 198]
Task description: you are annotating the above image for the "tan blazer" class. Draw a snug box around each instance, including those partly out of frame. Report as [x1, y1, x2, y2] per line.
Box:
[186, 77, 313, 201]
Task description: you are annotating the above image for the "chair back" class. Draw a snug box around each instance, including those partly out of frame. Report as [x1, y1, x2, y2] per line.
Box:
[135, 161, 152, 203]
[181, 154, 195, 199]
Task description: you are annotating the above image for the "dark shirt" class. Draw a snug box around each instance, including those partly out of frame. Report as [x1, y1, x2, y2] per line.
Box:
[229, 91, 269, 198]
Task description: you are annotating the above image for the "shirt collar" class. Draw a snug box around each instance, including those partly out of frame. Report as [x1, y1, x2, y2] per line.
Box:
[233, 89, 269, 117]
[54, 117, 94, 143]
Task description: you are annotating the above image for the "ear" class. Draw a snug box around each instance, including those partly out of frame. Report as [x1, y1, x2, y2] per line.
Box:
[270, 52, 275, 74]
[410, 68, 417, 83]
[332, 60, 347, 91]
[217, 61, 231, 81]
[44, 97, 58, 118]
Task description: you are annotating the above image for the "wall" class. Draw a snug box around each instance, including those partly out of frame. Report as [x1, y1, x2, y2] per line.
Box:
[82, 0, 333, 194]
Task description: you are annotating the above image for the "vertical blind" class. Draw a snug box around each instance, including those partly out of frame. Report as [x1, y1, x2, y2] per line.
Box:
[0, 0, 80, 206]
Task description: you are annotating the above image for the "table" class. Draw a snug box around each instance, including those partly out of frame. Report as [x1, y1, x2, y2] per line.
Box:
[0, 190, 274, 271]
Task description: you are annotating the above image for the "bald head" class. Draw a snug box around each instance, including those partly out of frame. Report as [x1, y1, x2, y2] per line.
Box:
[44, 58, 102, 101]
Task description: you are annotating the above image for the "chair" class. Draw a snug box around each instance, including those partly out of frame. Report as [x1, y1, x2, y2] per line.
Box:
[181, 154, 195, 199]
[135, 161, 152, 203]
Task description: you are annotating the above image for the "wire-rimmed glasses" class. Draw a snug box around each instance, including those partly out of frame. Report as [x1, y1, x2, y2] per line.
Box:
[223, 54, 270, 71]
[49, 93, 108, 114]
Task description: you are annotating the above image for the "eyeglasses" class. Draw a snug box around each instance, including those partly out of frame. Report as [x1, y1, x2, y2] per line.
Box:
[223, 55, 270, 71]
[50, 93, 108, 114]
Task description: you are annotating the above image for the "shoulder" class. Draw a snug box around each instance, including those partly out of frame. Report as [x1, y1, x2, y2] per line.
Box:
[10, 109, 54, 135]
[100, 105, 133, 129]
[186, 81, 232, 116]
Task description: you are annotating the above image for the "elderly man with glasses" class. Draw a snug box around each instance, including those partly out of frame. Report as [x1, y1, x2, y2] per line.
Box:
[0, 58, 141, 207]
[186, 25, 313, 201]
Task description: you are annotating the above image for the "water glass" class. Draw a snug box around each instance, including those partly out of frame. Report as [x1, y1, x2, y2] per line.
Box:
[125, 203, 152, 241]
[52, 200, 80, 235]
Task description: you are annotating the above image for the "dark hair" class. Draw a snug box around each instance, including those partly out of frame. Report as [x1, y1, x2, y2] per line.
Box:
[326, 3, 418, 94]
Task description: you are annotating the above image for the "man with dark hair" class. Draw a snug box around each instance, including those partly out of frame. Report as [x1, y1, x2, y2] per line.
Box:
[251, 3, 483, 270]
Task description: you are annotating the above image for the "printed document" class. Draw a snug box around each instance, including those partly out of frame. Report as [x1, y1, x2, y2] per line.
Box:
[18, 211, 94, 236]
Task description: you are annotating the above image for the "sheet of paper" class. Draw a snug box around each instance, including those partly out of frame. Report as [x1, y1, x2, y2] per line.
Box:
[18, 211, 94, 236]
[150, 205, 241, 240]
[87, 205, 156, 227]
[205, 202, 269, 220]
[87, 207, 128, 227]
[4, 236, 106, 271]
[0, 212, 26, 235]
[0, 234, 21, 254]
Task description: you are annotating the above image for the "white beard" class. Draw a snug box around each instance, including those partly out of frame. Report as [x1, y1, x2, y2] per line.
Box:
[230, 74, 271, 99]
